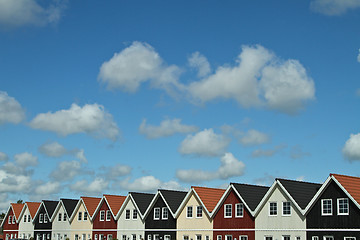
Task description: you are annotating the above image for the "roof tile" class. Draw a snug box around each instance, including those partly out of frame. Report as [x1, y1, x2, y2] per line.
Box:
[26, 202, 41, 218]
[331, 173, 360, 205]
[82, 196, 101, 217]
[11, 203, 24, 220]
[192, 186, 225, 213]
[104, 195, 126, 216]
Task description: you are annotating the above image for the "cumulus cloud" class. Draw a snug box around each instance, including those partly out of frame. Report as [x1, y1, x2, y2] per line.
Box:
[70, 178, 109, 195]
[239, 129, 270, 146]
[343, 133, 360, 160]
[310, 0, 360, 16]
[50, 160, 82, 181]
[176, 152, 245, 183]
[38, 141, 87, 163]
[139, 118, 198, 139]
[119, 175, 183, 192]
[29, 103, 120, 141]
[188, 52, 211, 77]
[0, 0, 66, 28]
[0, 152, 8, 161]
[101, 164, 132, 180]
[34, 181, 60, 195]
[14, 152, 38, 167]
[252, 145, 286, 158]
[0, 169, 33, 193]
[0, 91, 25, 124]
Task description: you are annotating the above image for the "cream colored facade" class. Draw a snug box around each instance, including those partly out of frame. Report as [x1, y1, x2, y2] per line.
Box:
[70, 201, 92, 240]
[176, 192, 212, 240]
[52, 204, 71, 240]
[255, 184, 306, 240]
[18, 206, 34, 239]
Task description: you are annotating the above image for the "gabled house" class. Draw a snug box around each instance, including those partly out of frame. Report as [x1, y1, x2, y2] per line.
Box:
[175, 186, 226, 240]
[1, 203, 25, 240]
[254, 178, 321, 240]
[18, 202, 41, 239]
[212, 183, 269, 240]
[51, 199, 78, 240]
[34, 200, 58, 240]
[144, 189, 187, 240]
[92, 195, 126, 240]
[305, 174, 360, 240]
[70, 196, 102, 240]
[116, 192, 155, 240]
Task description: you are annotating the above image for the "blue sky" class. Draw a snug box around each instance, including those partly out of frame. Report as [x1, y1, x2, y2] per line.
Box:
[0, 0, 360, 212]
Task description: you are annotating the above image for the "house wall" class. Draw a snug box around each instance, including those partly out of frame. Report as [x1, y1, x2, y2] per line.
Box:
[70, 202, 92, 240]
[255, 185, 306, 240]
[213, 190, 254, 240]
[3, 208, 18, 240]
[117, 198, 145, 240]
[92, 201, 117, 240]
[306, 180, 360, 239]
[52, 205, 71, 240]
[18, 206, 35, 239]
[176, 192, 212, 240]
[34, 205, 52, 240]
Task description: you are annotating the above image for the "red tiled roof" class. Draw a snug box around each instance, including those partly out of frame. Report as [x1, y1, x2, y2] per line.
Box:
[104, 195, 126, 216]
[192, 186, 226, 213]
[26, 202, 41, 218]
[82, 197, 101, 217]
[331, 173, 360, 205]
[11, 203, 24, 220]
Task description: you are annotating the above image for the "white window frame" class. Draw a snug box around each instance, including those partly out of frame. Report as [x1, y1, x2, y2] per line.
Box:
[123, 235, 127, 240]
[269, 202, 277, 216]
[196, 206, 203, 218]
[39, 213, 43, 223]
[338, 198, 349, 215]
[186, 206, 193, 218]
[162, 207, 168, 220]
[153, 207, 160, 220]
[312, 237, 319, 240]
[282, 236, 290, 240]
[100, 210, 105, 221]
[83, 212, 87, 221]
[125, 209, 130, 220]
[28, 215, 31, 222]
[321, 199, 332, 216]
[8, 216, 11, 224]
[183, 236, 189, 240]
[344, 238, 356, 240]
[217, 236, 222, 240]
[58, 213, 62, 222]
[133, 209, 138, 219]
[205, 236, 209, 240]
[224, 204, 232, 218]
[265, 237, 273, 240]
[323, 237, 333, 240]
[106, 210, 111, 221]
[147, 235, 151, 240]
[44, 214, 48, 223]
[282, 201, 291, 216]
[239, 236, 248, 240]
[235, 203, 243, 218]
[78, 212, 82, 221]
[225, 236, 232, 240]
[12, 216, 15, 224]
[164, 235, 170, 240]
[196, 235, 202, 240]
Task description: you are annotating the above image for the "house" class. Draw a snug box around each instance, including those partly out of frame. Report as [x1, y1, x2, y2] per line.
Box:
[51, 199, 78, 240]
[144, 189, 187, 240]
[34, 200, 58, 240]
[92, 195, 126, 240]
[254, 178, 321, 240]
[116, 192, 155, 240]
[70, 196, 102, 240]
[18, 202, 41, 239]
[212, 183, 269, 240]
[1, 203, 24, 240]
[305, 174, 360, 240]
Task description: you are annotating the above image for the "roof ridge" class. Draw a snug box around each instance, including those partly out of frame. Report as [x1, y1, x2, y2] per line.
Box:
[231, 182, 269, 188]
[159, 189, 187, 193]
[276, 178, 321, 185]
[192, 186, 225, 190]
[331, 173, 360, 180]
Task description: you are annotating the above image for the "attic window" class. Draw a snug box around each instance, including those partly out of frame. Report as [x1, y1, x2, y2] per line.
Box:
[235, 203, 244, 217]
[282, 202, 291, 216]
[196, 206, 202, 218]
[186, 206, 193, 218]
[106, 210, 111, 221]
[133, 209, 138, 220]
[162, 207, 168, 220]
[44, 214, 48, 223]
[321, 199, 332, 216]
[337, 198, 349, 215]
[224, 204, 232, 218]
[269, 202, 277, 216]
[28, 215, 31, 222]
[125, 210, 130, 220]
[83, 212, 87, 221]
[8, 215, 12, 224]
[39, 213, 44, 223]
[154, 208, 160, 220]
[12, 216, 15, 224]
[100, 210, 105, 221]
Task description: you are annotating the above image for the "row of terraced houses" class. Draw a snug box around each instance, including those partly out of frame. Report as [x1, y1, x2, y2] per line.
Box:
[2, 173, 360, 240]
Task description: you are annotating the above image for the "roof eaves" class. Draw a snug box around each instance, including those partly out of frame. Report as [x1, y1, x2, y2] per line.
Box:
[50, 201, 63, 222]
[115, 194, 131, 220]
[229, 184, 257, 217]
[253, 180, 277, 217]
[210, 184, 232, 218]
[331, 175, 360, 210]
[304, 175, 332, 215]
[143, 191, 160, 220]
[276, 180, 306, 215]
[191, 188, 212, 218]
[0, 205, 11, 228]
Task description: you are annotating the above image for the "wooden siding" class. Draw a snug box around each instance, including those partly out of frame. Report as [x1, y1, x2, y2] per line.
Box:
[92, 201, 117, 240]
[3, 208, 19, 240]
[34, 204, 52, 240]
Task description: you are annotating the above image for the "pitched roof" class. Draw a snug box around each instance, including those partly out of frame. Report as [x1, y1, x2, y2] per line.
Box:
[43, 200, 58, 218]
[26, 202, 41, 218]
[192, 186, 226, 213]
[159, 189, 187, 213]
[81, 197, 101, 217]
[277, 178, 321, 209]
[331, 173, 360, 205]
[231, 183, 269, 211]
[129, 192, 155, 215]
[11, 203, 24, 220]
[104, 194, 126, 216]
[61, 199, 78, 217]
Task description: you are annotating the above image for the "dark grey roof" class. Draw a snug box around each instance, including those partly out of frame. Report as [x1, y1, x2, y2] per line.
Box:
[159, 189, 187, 214]
[43, 200, 58, 218]
[277, 178, 322, 209]
[61, 199, 78, 217]
[130, 192, 155, 215]
[231, 183, 269, 211]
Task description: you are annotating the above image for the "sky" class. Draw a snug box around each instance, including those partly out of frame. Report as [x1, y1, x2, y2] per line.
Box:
[0, 0, 360, 213]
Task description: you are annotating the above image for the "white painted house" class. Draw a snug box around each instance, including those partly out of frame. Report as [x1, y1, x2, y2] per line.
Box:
[18, 202, 41, 239]
[51, 199, 79, 240]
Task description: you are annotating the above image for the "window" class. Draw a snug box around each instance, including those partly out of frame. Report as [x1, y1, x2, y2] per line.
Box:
[205, 236, 209, 240]
[183, 236, 189, 240]
[125, 210, 130, 219]
[47, 234, 50, 239]
[162, 207, 168, 220]
[154, 235, 159, 240]
[93, 235, 96, 240]
[344, 238, 356, 240]
[217, 236, 222, 240]
[133, 209, 138, 219]
[106, 210, 111, 221]
[323, 237, 333, 240]
[132, 235, 136, 240]
[338, 198, 349, 215]
[196, 235, 202, 240]
[196, 206, 203, 218]
[28, 215, 31, 222]
[83, 234, 86, 240]
[147, 235, 151, 240]
[225, 236, 232, 240]
[269, 202, 277, 216]
[312, 237, 319, 240]
[39, 213, 43, 223]
[24, 215, 27, 223]
[296, 237, 300, 240]
[154, 208, 160, 220]
[236, 203, 243, 217]
[239, 236, 248, 240]
[100, 210, 105, 221]
[12, 216, 15, 224]
[187, 206, 193, 218]
[123, 235, 127, 240]
[164, 236, 170, 240]
[224, 204, 232, 218]
[282, 236, 290, 240]
[265, 237, 273, 240]
[78, 212, 82, 221]
[58, 213, 62, 221]
[322, 199, 332, 215]
[8, 216, 12, 224]
[108, 235, 112, 240]
[282, 202, 291, 216]
[83, 212, 87, 221]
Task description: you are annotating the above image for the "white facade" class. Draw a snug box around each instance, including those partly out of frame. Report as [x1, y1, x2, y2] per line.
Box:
[18, 206, 34, 239]
[52, 204, 71, 240]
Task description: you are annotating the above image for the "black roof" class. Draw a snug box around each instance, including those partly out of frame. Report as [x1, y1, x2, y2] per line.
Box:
[231, 183, 269, 211]
[130, 192, 155, 215]
[277, 178, 322, 209]
[61, 199, 78, 217]
[159, 189, 187, 214]
[43, 200, 58, 218]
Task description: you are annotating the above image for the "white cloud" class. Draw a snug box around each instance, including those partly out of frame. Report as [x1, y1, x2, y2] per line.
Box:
[14, 152, 38, 167]
[0, 152, 8, 161]
[0, 193, 10, 213]
[357, 49, 360, 63]
[102, 164, 132, 180]
[139, 118, 198, 139]
[0, 169, 33, 193]
[98, 41, 183, 97]
[252, 145, 286, 158]
[176, 170, 215, 183]
[0, 91, 25, 124]
[188, 51, 211, 77]
[0, 0, 66, 28]
[34, 181, 60, 195]
[179, 129, 230, 157]
[119, 176, 184, 192]
[50, 160, 82, 181]
[38, 141, 87, 163]
[310, 0, 360, 16]
[239, 129, 270, 146]
[343, 133, 360, 160]
[70, 178, 109, 195]
[29, 103, 120, 141]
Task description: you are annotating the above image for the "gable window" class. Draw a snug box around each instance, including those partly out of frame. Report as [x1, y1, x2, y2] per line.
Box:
[28, 215, 31, 222]
[133, 209, 138, 219]
[83, 212, 87, 221]
[78, 212, 82, 221]
[235, 203, 244, 217]
[239, 236, 248, 240]
[44, 214, 48, 223]
[58, 213, 62, 221]
[154, 207, 160, 220]
[187, 206, 193, 218]
[12, 216, 15, 224]
[282, 202, 291, 216]
[321, 199, 332, 216]
[39, 213, 43, 223]
[338, 198, 349, 215]
[269, 202, 277, 216]
[24, 215, 27, 223]
[162, 207, 168, 220]
[224, 204, 232, 218]
[196, 206, 203, 218]
[125, 210, 130, 220]
[8, 216, 12, 224]
[100, 210, 105, 221]
[106, 210, 111, 221]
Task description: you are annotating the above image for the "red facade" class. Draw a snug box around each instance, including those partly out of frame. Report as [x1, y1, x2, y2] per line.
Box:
[213, 190, 255, 240]
[3, 208, 19, 240]
[92, 200, 117, 240]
